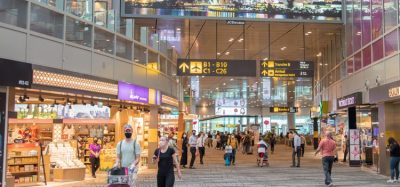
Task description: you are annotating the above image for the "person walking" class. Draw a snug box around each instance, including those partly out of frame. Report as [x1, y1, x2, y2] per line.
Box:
[300, 134, 306, 157]
[207, 132, 213, 148]
[153, 136, 182, 187]
[180, 132, 188, 168]
[89, 138, 101, 178]
[387, 137, 400, 183]
[342, 135, 349, 162]
[291, 131, 301, 167]
[270, 134, 276, 154]
[227, 134, 238, 165]
[188, 130, 198, 169]
[288, 131, 294, 147]
[315, 132, 337, 187]
[216, 132, 221, 150]
[197, 132, 206, 165]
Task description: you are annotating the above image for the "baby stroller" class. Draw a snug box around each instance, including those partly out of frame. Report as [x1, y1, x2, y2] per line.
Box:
[256, 142, 269, 167]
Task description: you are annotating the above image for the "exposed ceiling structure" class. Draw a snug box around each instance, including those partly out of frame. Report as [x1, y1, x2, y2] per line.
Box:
[134, 18, 342, 111]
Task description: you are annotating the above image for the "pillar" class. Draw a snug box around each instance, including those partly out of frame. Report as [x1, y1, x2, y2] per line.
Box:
[348, 106, 360, 167]
[177, 102, 185, 152]
[378, 103, 400, 176]
[287, 81, 296, 131]
[148, 106, 159, 169]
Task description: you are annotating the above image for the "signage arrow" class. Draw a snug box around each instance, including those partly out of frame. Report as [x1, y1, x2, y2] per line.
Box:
[179, 63, 189, 73]
[261, 70, 268, 76]
[261, 61, 268, 68]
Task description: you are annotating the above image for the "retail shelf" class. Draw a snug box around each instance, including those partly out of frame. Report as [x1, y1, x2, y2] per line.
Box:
[8, 156, 38, 159]
[14, 182, 39, 186]
[10, 171, 38, 174]
[8, 163, 38, 166]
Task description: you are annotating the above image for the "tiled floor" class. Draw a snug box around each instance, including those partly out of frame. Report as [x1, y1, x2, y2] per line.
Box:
[32, 145, 394, 187]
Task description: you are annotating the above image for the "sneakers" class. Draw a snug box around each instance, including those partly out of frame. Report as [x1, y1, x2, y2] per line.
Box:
[387, 179, 396, 183]
[327, 183, 333, 187]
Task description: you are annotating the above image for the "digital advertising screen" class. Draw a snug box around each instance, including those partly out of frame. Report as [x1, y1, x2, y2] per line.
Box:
[122, 0, 342, 22]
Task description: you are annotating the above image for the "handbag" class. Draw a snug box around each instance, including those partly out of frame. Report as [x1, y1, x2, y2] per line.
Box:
[109, 139, 136, 175]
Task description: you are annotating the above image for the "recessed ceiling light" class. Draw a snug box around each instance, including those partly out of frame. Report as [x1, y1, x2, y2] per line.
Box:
[263, 57, 268, 61]
[171, 45, 175, 48]
[225, 51, 230, 55]
[228, 38, 234, 42]
[238, 38, 244, 42]
[223, 83, 226, 86]
[230, 78, 234, 81]
[281, 47, 287, 51]
[176, 28, 181, 31]
[217, 52, 221, 55]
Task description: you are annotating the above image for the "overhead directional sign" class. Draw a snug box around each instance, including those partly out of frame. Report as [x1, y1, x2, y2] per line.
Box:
[270, 107, 298, 113]
[260, 60, 314, 77]
[177, 59, 256, 76]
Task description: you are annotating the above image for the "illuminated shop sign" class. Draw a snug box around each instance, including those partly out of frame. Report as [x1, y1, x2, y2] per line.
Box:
[337, 92, 362, 109]
[269, 107, 298, 113]
[388, 87, 400, 98]
[177, 59, 256, 77]
[118, 81, 160, 105]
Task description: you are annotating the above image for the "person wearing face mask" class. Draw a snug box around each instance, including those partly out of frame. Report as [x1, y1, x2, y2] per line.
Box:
[115, 124, 141, 172]
[188, 130, 198, 169]
[153, 136, 182, 187]
[180, 132, 189, 168]
[89, 138, 101, 178]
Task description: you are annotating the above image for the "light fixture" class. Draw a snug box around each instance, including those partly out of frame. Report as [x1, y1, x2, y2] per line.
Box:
[238, 38, 244, 42]
[225, 51, 230, 55]
[217, 52, 221, 56]
[281, 47, 287, 51]
[38, 95, 44, 102]
[176, 28, 181, 31]
[230, 78, 234, 81]
[263, 57, 268, 61]
[325, 63, 328, 66]
[316, 52, 322, 57]
[23, 94, 29, 101]
[18, 96, 25, 103]
[223, 83, 226, 86]
[319, 63, 323, 66]
[171, 45, 175, 48]
[228, 38, 234, 42]
[66, 98, 71, 105]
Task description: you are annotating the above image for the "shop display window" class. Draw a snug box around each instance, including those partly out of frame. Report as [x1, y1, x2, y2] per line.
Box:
[384, 29, 399, 56]
[30, 4, 64, 39]
[0, 0, 27, 29]
[35, 0, 64, 11]
[66, 16, 92, 48]
[66, 0, 93, 22]
[372, 38, 384, 62]
[94, 1, 107, 27]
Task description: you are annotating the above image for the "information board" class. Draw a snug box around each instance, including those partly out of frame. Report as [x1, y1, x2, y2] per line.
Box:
[269, 107, 298, 113]
[260, 60, 314, 77]
[177, 59, 256, 77]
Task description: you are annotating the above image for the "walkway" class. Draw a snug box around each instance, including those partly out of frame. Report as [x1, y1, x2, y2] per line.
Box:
[33, 144, 393, 187]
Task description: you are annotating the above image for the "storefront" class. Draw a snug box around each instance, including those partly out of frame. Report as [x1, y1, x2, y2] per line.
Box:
[369, 80, 400, 176]
[0, 60, 172, 186]
[334, 92, 377, 167]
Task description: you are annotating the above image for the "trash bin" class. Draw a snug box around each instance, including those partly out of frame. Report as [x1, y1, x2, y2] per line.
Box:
[365, 147, 373, 165]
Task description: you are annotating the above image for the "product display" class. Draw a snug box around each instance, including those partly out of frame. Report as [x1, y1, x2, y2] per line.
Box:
[7, 143, 41, 185]
[47, 142, 85, 169]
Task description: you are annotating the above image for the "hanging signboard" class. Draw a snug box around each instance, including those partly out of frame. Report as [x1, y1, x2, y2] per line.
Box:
[177, 59, 256, 77]
[269, 107, 298, 113]
[0, 58, 32, 88]
[260, 60, 314, 78]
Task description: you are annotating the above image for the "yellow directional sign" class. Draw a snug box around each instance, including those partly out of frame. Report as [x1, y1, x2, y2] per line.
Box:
[261, 70, 268, 76]
[179, 62, 189, 73]
[190, 61, 203, 74]
[261, 61, 268, 68]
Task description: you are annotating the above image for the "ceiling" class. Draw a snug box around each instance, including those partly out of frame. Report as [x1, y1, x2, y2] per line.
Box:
[134, 18, 342, 111]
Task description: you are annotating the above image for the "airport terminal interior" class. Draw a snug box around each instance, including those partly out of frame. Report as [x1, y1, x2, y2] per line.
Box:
[0, 0, 400, 186]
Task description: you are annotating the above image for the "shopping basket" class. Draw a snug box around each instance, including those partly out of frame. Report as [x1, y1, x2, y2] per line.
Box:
[108, 167, 138, 187]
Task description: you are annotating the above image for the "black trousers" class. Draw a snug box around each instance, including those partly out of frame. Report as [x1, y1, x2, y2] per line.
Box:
[271, 144, 275, 153]
[199, 147, 205, 164]
[301, 144, 305, 157]
[90, 157, 100, 176]
[157, 172, 175, 187]
[190, 147, 196, 167]
[343, 147, 349, 161]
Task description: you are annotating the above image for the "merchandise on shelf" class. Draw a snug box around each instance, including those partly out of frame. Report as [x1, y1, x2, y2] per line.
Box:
[47, 142, 85, 169]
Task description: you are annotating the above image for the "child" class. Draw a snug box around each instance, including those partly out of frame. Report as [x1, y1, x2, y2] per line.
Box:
[224, 145, 233, 166]
[257, 138, 269, 167]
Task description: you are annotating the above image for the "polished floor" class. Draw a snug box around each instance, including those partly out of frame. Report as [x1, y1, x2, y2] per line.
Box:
[34, 144, 393, 187]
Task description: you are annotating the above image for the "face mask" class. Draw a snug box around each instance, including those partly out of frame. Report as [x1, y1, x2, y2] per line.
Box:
[125, 132, 132, 139]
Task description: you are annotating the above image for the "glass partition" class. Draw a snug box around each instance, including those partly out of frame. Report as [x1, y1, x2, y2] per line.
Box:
[134, 44, 147, 65]
[94, 28, 114, 55]
[35, 0, 64, 10]
[160, 56, 167, 74]
[116, 36, 133, 60]
[66, 16, 92, 47]
[147, 51, 159, 70]
[66, 0, 92, 21]
[0, 0, 27, 28]
[30, 4, 64, 39]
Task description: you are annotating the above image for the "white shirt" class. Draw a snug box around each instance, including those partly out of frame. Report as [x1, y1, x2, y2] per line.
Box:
[197, 135, 206, 147]
[189, 135, 197, 147]
[293, 134, 301, 147]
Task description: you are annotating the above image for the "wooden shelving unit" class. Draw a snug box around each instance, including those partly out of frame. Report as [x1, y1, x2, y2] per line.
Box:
[7, 143, 41, 186]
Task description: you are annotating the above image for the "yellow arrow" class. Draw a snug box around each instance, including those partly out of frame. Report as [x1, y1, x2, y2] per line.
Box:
[261, 70, 268, 76]
[179, 63, 189, 73]
[261, 61, 268, 68]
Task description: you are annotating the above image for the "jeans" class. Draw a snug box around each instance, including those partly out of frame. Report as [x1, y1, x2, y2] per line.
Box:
[322, 156, 335, 185]
[231, 149, 236, 164]
[157, 172, 175, 187]
[199, 147, 205, 164]
[292, 146, 301, 166]
[190, 147, 196, 167]
[390, 156, 400, 180]
[89, 157, 100, 176]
